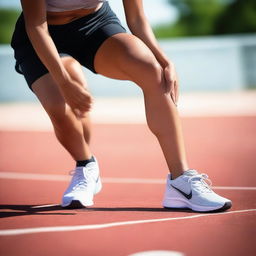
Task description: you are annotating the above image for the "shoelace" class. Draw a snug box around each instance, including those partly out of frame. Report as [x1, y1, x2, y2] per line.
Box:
[69, 167, 95, 191]
[188, 173, 212, 193]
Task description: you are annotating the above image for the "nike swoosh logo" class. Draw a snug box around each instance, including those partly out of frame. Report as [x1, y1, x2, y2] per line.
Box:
[171, 185, 192, 199]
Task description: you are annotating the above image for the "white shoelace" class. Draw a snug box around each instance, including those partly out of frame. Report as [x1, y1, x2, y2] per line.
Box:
[69, 167, 95, 191]
[188, 173, 213, 193]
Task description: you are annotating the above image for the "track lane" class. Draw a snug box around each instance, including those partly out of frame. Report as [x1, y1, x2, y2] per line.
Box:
[1, 115, 256, 256]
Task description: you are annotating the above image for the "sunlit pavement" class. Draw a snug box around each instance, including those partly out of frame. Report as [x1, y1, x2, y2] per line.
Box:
[0, 90, 256, 130]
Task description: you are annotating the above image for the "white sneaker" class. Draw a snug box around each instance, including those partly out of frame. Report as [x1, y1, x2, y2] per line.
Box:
[162, 169, 232, 212]
[61, 158, 102, 208]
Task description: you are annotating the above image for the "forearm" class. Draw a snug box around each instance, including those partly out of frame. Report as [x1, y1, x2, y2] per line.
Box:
[26, 25, 69, 85]
[21, 0, 69, 87]
[128, 18, 170, 68]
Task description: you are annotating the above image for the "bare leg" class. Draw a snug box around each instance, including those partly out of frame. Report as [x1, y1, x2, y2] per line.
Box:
[94, 34, 189, 179]
[32, 57, 92, 161]
[62, 57, 92, 145]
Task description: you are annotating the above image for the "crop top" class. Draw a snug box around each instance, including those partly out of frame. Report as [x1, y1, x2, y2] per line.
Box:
[46, 0, 107, 12]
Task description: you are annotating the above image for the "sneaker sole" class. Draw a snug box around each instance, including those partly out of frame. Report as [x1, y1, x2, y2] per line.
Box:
[63, 200, 87, 209]
[163, 201, 232, 213]
[61, 177, 102, 209]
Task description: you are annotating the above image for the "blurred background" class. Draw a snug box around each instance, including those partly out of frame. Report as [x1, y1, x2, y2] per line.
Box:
[0, 3, 255, 255]
[0, 0, 256, 103]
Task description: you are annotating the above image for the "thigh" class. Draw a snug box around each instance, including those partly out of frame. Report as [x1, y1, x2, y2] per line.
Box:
[94, 33, 160, 83]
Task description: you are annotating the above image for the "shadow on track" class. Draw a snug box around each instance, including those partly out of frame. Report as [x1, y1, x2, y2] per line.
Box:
[0, 204, 75, 218]
[0, 205, 196, 218]
[81, 207, 193, 213]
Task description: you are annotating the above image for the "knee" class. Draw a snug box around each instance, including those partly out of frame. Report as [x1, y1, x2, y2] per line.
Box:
[145, 61, 163, 83]
[61, 56, 80, 71]
[129, 58, 164, 93]
[61, 56, 87, 87]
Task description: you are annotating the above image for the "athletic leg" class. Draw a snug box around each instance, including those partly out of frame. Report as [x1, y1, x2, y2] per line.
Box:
[61, 57, 92, 145]
[93, 33, 232, 212]
[32, 56, 92, 161]
[94, 33, 188, 179]
[32, 57, 102, 208]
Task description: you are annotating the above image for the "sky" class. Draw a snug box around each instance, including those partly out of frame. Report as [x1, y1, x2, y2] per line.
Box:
[110, 0, 177, 26]
[0, 0, 177, 26]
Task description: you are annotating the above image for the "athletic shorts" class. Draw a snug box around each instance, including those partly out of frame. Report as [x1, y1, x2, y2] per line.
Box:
[11, 1, 126, 91]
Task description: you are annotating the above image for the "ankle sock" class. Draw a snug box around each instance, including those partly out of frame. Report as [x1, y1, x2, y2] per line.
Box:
[76, 156, 95, 167]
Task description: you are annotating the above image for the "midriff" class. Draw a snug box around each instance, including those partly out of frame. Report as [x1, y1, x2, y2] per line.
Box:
[47, 3, 103, 25]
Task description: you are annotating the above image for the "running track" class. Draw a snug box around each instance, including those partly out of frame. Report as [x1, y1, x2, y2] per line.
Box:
[0, 102, 256, 255]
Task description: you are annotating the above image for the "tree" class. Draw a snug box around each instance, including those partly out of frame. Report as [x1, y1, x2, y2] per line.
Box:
[153, 0, 256, 38]
[0, 8, 20, 44]
[214, 0, 256, 34]
[168, 0, 227, 36]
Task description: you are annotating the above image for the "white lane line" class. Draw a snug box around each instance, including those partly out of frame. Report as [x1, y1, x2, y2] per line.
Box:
[0, 209, 255, 236]
[0, 172, 68, 181]
[213, 186, 256, 190]
[31, 204, 59, 209]
[103, 177, 165, 184]
[128, 250, 185, 256]
[0, 172, 255, 190]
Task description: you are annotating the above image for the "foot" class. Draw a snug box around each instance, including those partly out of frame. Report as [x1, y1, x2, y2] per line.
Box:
[162, 169, 232, 212]
[61, 158, 102, 208]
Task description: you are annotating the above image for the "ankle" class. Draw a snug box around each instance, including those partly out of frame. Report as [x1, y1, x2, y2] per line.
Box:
[76, 155, 95, 167]
[170, 167, 190, 180]
[171, 173, 182, 180]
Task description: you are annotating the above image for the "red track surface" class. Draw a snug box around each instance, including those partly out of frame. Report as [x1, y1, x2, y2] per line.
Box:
[0, 116, 256, 256]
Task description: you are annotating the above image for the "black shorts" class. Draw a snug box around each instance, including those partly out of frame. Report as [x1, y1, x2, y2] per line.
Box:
[11, 1, 126, 91]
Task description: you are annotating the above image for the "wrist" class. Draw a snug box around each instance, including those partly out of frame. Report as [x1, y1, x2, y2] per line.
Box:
[51, 66, 71, 87]
[165, 60, 176, 69]
[158, 56, 171, 69]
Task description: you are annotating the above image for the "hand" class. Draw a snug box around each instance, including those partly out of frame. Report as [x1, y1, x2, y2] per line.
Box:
[59, 77, 93, 118]
[164, 62, 179, 106]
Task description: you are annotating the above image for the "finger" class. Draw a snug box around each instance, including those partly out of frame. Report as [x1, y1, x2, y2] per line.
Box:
[166, 79, 176, 105]
[175, 73, 180, 104]
[164, 67, 177, 102]
[174, 81, 178, 104]
[175, 81, 179, 104]
[76, 97, 93, 112]
[170, 90, 176, 106]
[164, 68, 172, 93]
[164, 69, 171, 83]
[167, 64, 179, 106]
[169, 80, 176, 105]
[163, 66, 177, 106]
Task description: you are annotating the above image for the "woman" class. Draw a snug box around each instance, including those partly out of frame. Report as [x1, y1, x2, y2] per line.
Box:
[11, 0, 231, 212]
